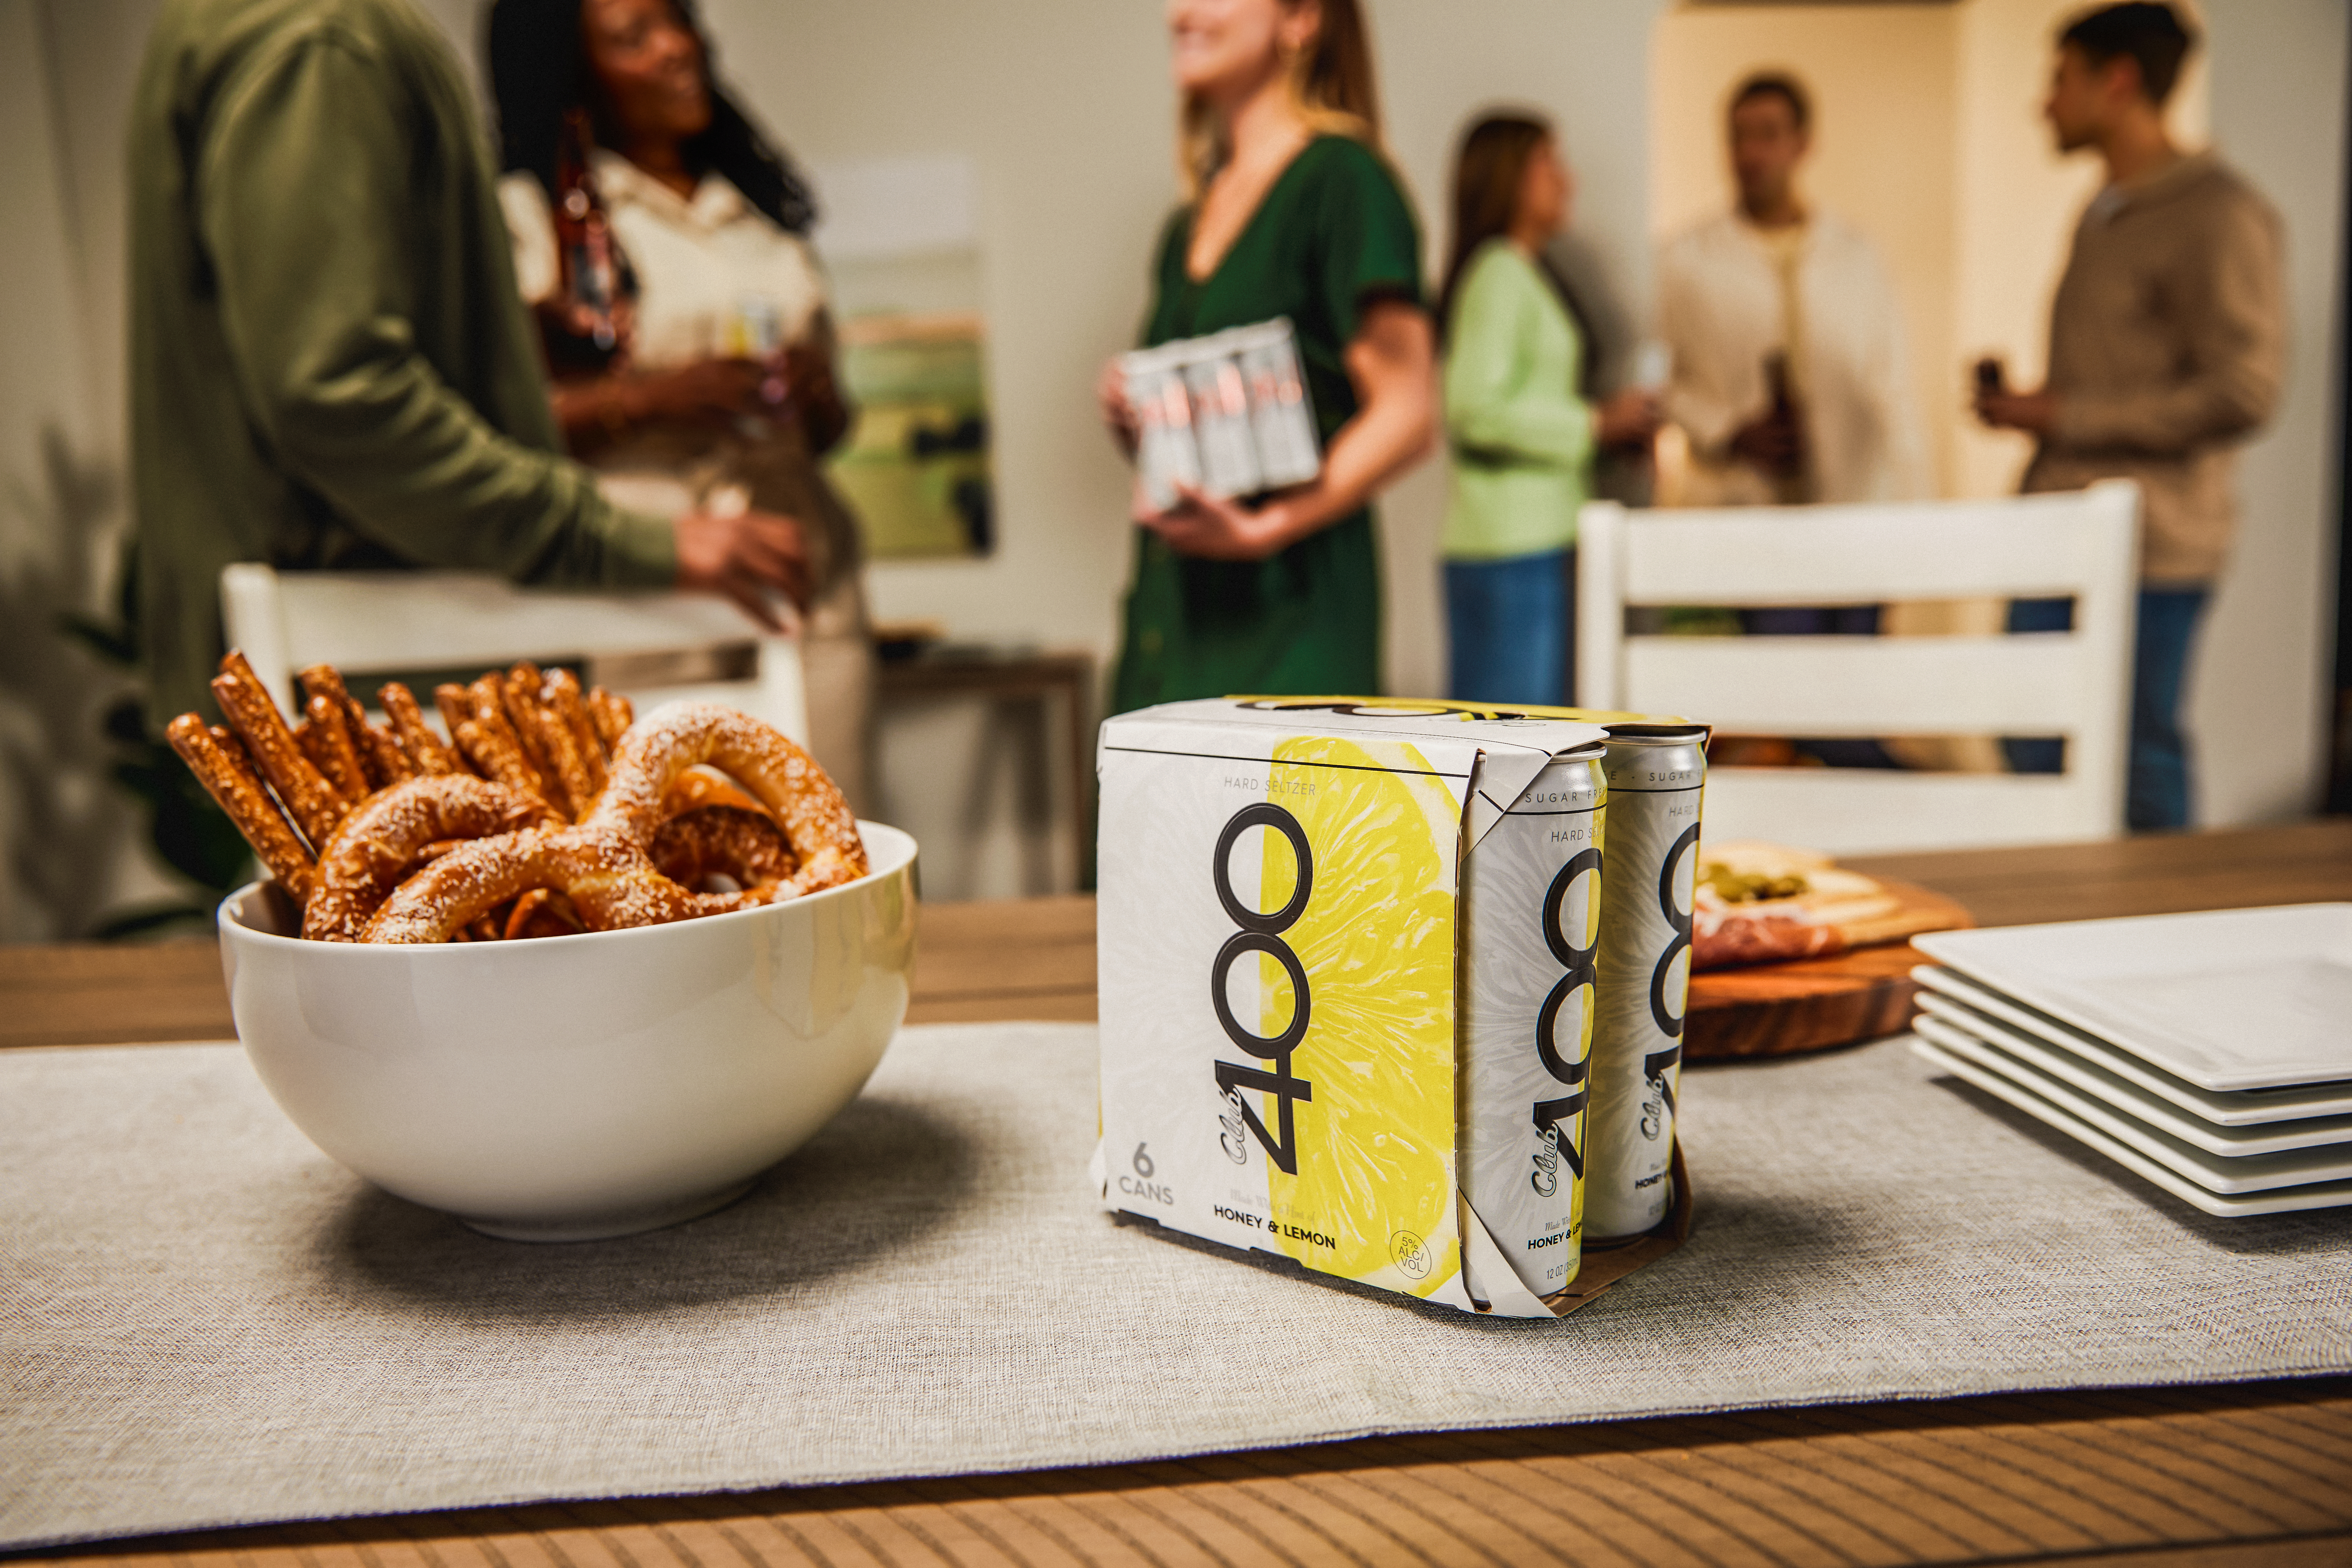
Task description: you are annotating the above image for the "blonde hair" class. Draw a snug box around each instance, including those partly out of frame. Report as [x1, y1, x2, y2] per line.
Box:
[1177, 0, 1382, 198]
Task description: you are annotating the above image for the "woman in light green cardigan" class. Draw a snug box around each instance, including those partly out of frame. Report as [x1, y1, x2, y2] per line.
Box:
[1439, 115, 1658, 705]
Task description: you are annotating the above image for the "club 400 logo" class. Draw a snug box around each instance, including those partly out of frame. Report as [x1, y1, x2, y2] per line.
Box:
[1530, 846, 1601, 1197]
[1210, 802, 1314, 1174]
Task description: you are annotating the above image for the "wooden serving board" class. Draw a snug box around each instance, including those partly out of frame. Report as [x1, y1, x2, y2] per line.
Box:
[1685, 878, 1972, 1060]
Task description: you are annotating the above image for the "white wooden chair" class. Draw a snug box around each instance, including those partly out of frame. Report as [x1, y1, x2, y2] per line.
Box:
[219, 566, 807, 743]
[1575, 481, 2138, 854]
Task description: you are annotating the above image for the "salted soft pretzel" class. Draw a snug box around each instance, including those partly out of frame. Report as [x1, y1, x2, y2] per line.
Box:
[651, 806, 796, 896]
[304, 776, 563, 941]
[362, 826, 752, 944]
[587, 701, 867, 895]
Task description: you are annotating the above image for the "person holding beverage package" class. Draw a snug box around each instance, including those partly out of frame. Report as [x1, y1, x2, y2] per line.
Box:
[1101, 0, 1438, 713]
[489, 0, 876, 808]
[1438, 114, 1660, 706]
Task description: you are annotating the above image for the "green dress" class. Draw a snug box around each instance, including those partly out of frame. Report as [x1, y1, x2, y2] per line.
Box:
[1110, 136, 1424, 715]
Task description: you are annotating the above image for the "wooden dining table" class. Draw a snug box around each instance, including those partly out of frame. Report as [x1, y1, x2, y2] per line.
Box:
[7, 821, 2350, 1568]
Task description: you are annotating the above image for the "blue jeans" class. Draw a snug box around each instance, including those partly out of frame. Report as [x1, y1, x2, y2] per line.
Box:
[2004, 589, 2210, 830]
[1446, 549, 1571, 706]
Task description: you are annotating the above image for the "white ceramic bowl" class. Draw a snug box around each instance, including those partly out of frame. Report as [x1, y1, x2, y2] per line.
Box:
[218, 822, 917, 1240]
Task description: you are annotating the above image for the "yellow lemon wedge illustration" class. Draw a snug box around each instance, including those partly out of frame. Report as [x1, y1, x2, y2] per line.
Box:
[1254, 735, 1461, 1296]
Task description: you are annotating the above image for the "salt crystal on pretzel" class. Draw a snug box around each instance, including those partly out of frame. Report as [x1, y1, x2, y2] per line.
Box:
[213, 652, 346, 847]
[169, 713, 315, 902]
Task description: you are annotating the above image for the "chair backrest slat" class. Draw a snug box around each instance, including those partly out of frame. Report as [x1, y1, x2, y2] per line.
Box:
[1697, 768, 2107, 855]
[1623, 635, 2090, 736]
[220, 566, 808, 744]
[1575, 482, 2138, 852]
[1614, 489, 2134, 604]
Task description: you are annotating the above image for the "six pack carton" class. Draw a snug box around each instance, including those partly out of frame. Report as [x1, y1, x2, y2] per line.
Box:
[1093, 698, 1695, 1318]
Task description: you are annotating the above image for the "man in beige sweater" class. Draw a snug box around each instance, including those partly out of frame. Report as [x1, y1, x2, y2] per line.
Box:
[1977, 2, 2284, 830]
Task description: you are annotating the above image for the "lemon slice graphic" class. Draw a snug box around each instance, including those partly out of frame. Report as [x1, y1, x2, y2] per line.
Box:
[1252, 735, 1461, 1296]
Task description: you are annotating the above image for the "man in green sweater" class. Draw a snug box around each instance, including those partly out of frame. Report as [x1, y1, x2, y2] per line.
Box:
[127, 0, 809, 725]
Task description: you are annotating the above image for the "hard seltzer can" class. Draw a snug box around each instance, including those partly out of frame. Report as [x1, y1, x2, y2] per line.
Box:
[1585, 725, 1706, 1240]
[1461, 745, 1606, 1299]
[1121, 351, 1202, 513]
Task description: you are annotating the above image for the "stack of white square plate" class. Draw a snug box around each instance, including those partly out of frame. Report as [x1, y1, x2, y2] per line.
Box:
[1909, 904, 2352, 1217]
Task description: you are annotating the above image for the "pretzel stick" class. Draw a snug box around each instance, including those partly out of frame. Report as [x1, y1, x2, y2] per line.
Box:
[498, 667, 572, 814]
[379, 683, 462, 776]
[522, 691, 595, 818]
[168, 714, 315, 902]
[466, 677, 546, 799]
[302, 694, 371, 804]
[207, 723, 251, 768]
[453, 716, 544, 800]
[432, 686, 485, 776]
[297, 665, 397, 790]
[543, 669, 609, 790]
[504, 887, 585, 941]
[586, 687, 633, 751]
[213, 653, 346, 847]
[434, 684, 471, 738]
[359, 719, 415, 786]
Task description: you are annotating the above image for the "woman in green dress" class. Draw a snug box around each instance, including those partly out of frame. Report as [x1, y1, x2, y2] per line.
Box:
[1099, 0, 1437, 713]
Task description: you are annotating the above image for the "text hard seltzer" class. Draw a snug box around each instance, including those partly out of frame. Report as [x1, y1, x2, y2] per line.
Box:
[1461, 746, 1607, 1297]
[1585, 724, 1705, 1240]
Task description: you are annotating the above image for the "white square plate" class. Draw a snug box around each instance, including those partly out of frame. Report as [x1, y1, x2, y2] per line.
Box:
[1912, 969, 2352, 1127]
[1910, 1035, 2352, 1218]
[1914, 1015, 2352, 1190]
[1912, 905, 2352, 1092]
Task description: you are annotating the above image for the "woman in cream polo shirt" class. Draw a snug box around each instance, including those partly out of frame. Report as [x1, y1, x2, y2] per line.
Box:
[489, 0, 874, 807]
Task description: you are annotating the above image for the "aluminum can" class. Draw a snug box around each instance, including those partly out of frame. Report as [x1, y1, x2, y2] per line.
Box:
[1185, 353, 1263, 498]
[1234, 321, 1321, 487]
[1461, 746, 1607, 1298]
[1121, 350, 1202, 513]
[1585, 724, 1706, 1240]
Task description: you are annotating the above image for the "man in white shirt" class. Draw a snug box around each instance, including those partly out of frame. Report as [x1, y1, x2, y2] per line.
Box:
[1657, 72, 1931, 766]
[1657, 74, 1928, 524]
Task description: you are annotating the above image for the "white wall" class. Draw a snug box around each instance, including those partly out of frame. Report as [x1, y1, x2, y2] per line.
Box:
[2198, 0, 2346, 824]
